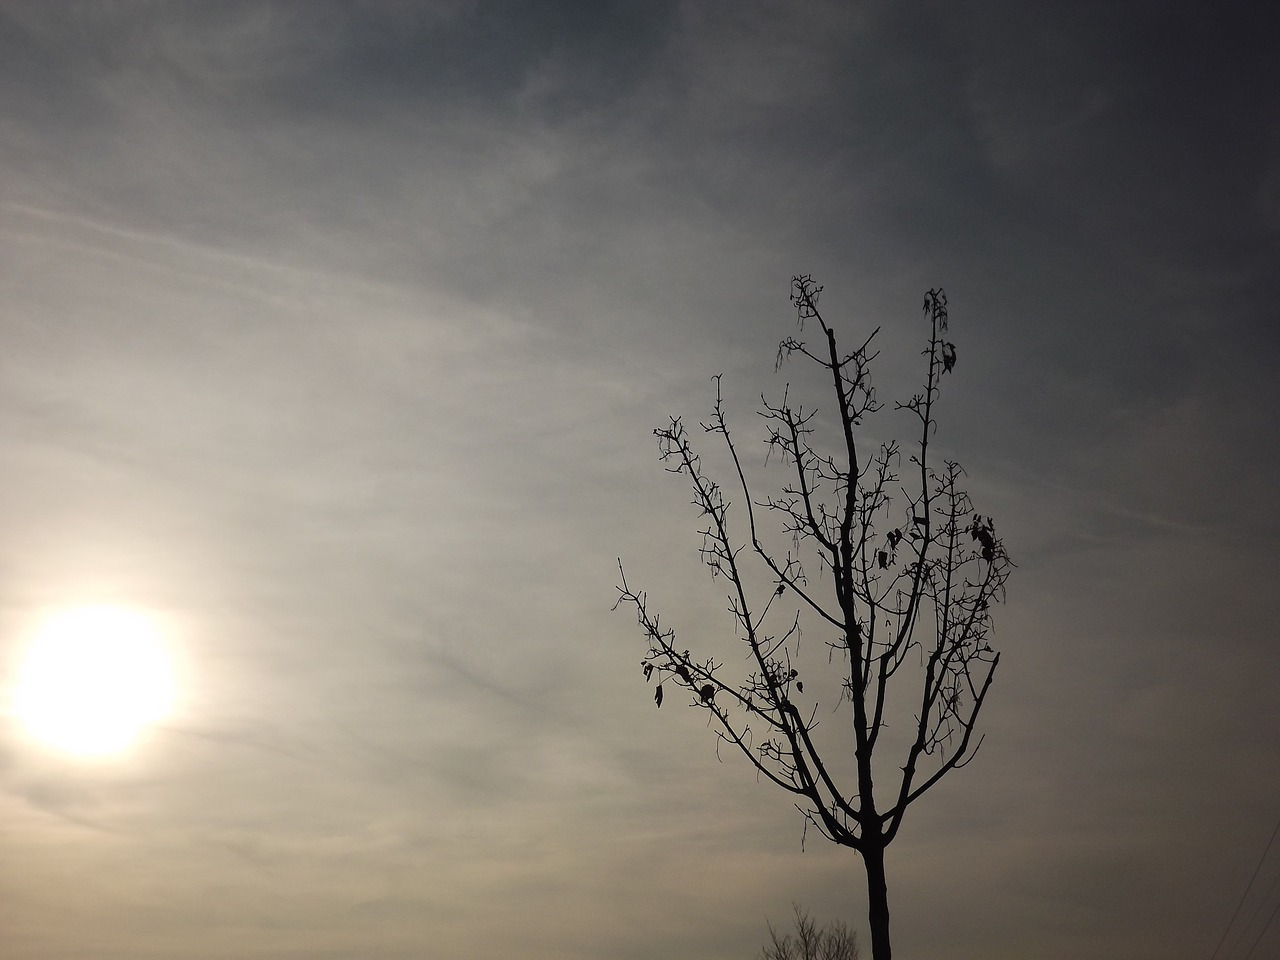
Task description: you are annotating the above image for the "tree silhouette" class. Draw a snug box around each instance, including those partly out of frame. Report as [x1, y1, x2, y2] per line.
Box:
[616, 277, 1011, 960]
[760, 903, 859, 960]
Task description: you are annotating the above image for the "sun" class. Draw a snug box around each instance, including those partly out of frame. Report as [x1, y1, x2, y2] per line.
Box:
[13, 605, 175, 757]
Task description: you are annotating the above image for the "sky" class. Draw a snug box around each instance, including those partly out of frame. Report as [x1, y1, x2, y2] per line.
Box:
[0, 1, 1277, 958]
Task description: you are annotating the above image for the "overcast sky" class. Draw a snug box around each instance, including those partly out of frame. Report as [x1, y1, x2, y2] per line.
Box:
[0, 2, 1277, 958]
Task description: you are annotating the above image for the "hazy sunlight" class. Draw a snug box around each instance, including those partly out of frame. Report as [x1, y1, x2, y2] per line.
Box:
[13, 605, 175, 757]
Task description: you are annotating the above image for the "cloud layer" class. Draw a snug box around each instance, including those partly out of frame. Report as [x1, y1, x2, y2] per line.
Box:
[0, 3, 1277, 958]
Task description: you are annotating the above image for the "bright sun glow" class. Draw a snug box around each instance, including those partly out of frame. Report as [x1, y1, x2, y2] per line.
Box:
[13, 605, 175, 757]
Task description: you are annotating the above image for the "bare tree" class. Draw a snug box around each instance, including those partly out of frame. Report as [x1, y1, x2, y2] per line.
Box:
[761, 903, 859, 960]
[616, 277, 1011, 960]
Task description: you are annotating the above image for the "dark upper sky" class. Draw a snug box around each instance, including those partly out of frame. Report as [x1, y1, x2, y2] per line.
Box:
[0, 2, 1277, 958]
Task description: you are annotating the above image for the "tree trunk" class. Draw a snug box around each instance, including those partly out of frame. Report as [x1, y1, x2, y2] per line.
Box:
[863, 842, 892, 960]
